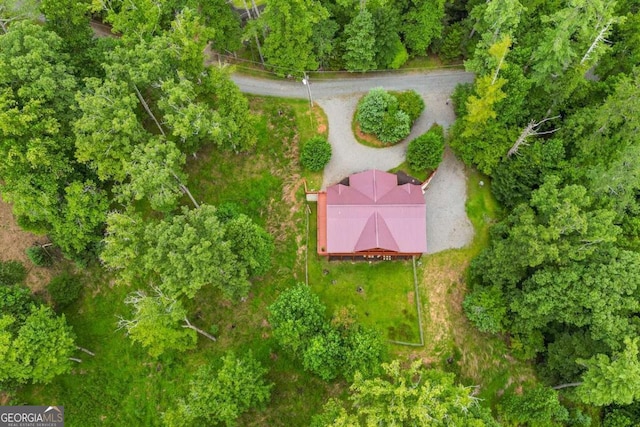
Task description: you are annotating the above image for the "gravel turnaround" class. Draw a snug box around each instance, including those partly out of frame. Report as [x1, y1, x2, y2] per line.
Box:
[234, 70, 476, 254]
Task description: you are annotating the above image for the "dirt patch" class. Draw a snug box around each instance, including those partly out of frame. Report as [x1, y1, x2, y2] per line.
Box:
[0, 196, 56, 292]
[354, 122, 392, 148]
[312, 104, 328, 135]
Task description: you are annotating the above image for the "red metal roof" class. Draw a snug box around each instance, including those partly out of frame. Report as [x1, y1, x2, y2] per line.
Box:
[325, 170, 427, 254]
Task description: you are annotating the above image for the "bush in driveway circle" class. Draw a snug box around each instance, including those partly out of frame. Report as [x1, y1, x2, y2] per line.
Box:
[356, 88, 397, 136]
[395, 90, 425, 122]
[301, 136, 332, 171]
[355, 87, 425, 145]
[407, 124, 445, 172]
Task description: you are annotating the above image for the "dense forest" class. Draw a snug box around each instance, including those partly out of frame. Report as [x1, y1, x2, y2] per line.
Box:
[1, 0, 639, 425]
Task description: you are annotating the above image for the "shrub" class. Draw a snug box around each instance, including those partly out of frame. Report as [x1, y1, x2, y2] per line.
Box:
[0, 260, 27, 286]
[357, 88, 422, 145]
[300, 136, 332, 171]
[356, 87, 397, 135]
[462, 285, 506, 334]
[26, 246, 52, 267]
[48, 272, 83, 308]
[378, 109, 411, 144]
[396, 90, 425, 122]
[498, 386, 569, 426]
[388, 41, 409, 69]
[0, 285, 33, 324]
[407, 125, 445, 171]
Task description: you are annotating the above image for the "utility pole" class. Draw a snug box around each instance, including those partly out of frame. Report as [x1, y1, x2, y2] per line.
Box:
[302, 72, 314, 127]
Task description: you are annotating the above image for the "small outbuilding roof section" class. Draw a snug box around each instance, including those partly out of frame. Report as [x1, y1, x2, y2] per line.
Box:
[324, 170, 427, 255]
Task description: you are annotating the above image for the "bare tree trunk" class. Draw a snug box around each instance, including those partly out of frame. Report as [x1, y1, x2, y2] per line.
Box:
[507, 116, 560, 157]
[581, 21, 612, 65]
[183, 318, 217, 342]
[169, 170, 200, 208]
[133, 84, 166, 137]
[251, 0, 260, 17]
[76, 346, 95, 356]
[69, 357, 83, 363]
[242, 0, 265, 65]
[179, 184, 200, 209]
[553, 382, 582, 390]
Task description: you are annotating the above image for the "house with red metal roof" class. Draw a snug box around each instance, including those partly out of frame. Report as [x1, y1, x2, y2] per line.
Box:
[317, 170, 427, 259]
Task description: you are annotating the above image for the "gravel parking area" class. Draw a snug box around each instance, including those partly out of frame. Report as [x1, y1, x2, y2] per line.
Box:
[317, 90, 473, 254]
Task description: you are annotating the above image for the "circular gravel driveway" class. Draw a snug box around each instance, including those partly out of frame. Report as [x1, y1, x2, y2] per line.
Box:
[316, 85, 474, 254]
[233, 71, 476, 254]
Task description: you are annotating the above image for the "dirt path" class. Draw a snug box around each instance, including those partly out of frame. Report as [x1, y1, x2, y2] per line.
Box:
[0, 196, 55, 291]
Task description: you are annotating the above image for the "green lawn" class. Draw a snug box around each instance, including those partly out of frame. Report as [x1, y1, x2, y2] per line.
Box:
[306, 205, 420, 343]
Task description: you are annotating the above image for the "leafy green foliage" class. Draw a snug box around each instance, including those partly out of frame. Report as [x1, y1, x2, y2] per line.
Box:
[116, 138, 187, 212]
[301, 136, 332, 171]
[395, 90, 425, 122]
[498, 385, 569, 426]
[268, 284, 326, 355]
[463, 285, 506, 334]
[315, 360, 499, 426]
[48, 273, 83, 309]
[0, 285, 33, 325]
[342, 9, 377, 72]
[578, 337, 640, 406]
[269, 284, 385, 381]
[356, 88, 396, 135]
[119, 289, 196, 358]
[355, 88, 418, 145]
[26, 246, 52, 267]
[0, 305, 75, 385]
[262, 0, 329, 76]
[51, 180, 109, 259]
[103, 205, 269, 301]
[0, 260, 27, 286]
[224, 214, 274, 277]
[402, 0, 446, 56]
[406, 125, 445, 171]
[164, 351, 272, 427]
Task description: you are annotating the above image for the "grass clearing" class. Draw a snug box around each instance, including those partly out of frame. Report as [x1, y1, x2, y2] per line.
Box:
[394, 166, 533, 407]
[306, 204, 420, 343]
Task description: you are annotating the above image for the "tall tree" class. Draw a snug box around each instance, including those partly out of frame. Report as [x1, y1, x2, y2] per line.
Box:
[74, 77, 149, 182]
[0, 306, 76, 385]
[117, 288, 197, 358]
[529, 0, 619, 85]
[342, 8, 377, 72]
[262, 0, 329, 75]
[314, 360, 499, 426]
[577, 337, 640, 406]
[102, 206, 272, 301]
[50, 180, 109, 258]
[164, 351, 272, 426]
[116, 138, 188, 212]
[402, 0, 446, 56]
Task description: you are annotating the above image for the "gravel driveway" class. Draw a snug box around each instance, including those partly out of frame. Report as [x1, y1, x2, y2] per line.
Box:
[316, 86, 474, 253]
[234, 71, 476, 254]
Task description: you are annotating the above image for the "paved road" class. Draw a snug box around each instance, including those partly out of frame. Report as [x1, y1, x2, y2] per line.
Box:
[231, 70, 474, 100]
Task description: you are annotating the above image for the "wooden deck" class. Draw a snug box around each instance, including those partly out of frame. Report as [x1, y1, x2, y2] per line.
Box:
[317, 192, 328, 255]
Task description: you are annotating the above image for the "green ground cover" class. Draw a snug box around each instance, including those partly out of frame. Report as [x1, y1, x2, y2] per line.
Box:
[16, 96, 528, 425]
[16, 97, 334, 427]
[306, 204, 420, 344]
